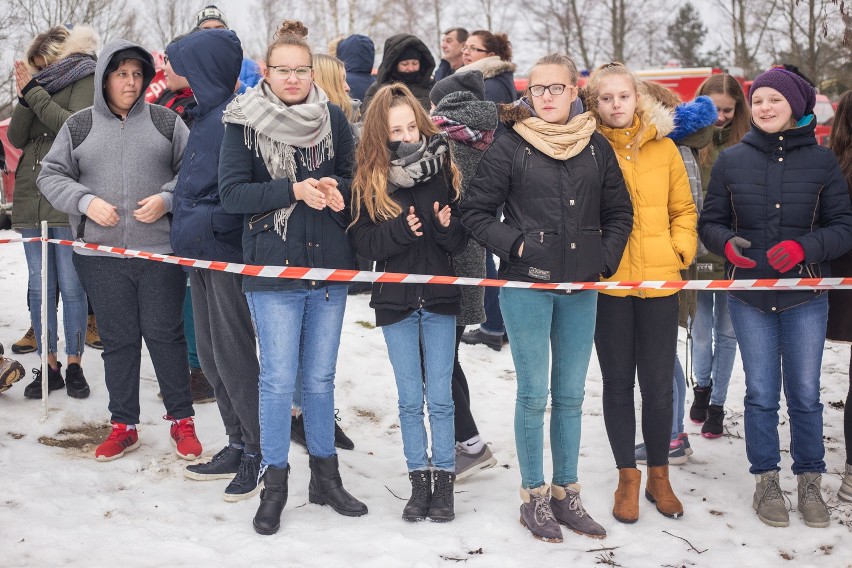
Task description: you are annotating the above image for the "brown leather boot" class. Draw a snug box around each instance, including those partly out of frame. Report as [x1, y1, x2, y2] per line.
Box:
[612, 467, 641, 523]
[645, 465, 683, 518]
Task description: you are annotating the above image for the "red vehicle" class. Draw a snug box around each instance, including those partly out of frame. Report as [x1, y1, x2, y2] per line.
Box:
[0, 118, 22, 229]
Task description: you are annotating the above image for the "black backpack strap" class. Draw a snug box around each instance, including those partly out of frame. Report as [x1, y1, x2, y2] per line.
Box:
[66, 109, 93, 150]
[149, 104, 179, 142]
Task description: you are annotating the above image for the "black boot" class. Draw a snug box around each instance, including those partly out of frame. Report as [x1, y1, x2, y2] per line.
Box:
[253, 465, 289, 535]
[402, 469, 432, 522]
[290, 414, 307, 448]
[689, 385, 711, 423]
[308, 454, 368, 517]
[428, 470, 455, 522]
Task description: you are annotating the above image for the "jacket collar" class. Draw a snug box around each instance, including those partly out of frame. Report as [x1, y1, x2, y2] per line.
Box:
[741, 116, 817, 152]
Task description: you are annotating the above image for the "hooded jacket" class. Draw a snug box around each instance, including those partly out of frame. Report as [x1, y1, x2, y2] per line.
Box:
[454, 56, 518, 105]
[167, 29, 243, 263]
[38, 39, 189, 257]
[9, 25, 98, 228]
[336, 34, 376, 102]
[363, 34, 435, 112]
[699, 118, 852, 313]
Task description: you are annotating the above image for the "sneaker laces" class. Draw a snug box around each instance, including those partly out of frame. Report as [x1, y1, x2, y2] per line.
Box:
[30, 368, 42, 382]
[801, 476, 826, 506]
[169, 416, 197, 441]
[106, 423, 130, 442]
[759, 474, 784, 505]
[232, 453, 258, 487]
[532, 493, 557, 526]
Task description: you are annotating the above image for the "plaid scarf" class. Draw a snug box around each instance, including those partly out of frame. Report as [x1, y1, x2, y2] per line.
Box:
[35, 53, 96, 95]
[387, 133, 449, 192]
[222, 81, 333, 240]
[431, 115, 494, 151]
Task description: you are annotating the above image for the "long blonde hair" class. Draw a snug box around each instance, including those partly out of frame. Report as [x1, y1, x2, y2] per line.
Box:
[26, 26, 70, 72]
[313, 54, 356, 122]
[351, 83, 460, 226]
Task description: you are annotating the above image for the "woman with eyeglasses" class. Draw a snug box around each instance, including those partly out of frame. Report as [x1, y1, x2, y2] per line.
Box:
[219, 20, 367, 535]
[455, 30, 517, 105]
[461, 54, 633, 543]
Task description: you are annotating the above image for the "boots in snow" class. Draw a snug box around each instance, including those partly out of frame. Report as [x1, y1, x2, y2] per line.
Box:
[402, 469, 432, 521]
[254, 465, 289, 535]
[308, 454, 368, 517]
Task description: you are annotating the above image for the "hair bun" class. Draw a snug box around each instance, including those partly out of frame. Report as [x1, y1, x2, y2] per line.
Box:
[276, 19, 308, 40]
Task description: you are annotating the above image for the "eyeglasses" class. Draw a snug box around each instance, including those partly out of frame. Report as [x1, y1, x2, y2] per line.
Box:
[462, 45, 489, 54]
[267, 65, 312, 80]
[529, 84, 568, 97]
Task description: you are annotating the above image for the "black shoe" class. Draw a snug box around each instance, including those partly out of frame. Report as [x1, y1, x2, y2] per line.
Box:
[253, 465, 289, 535]
[334, 410, 355, 451]
[225, 452, 263, 502]
[308, 454, 368, 517]
[65, 363, 90, 399]
[689, 385, 711, 423]
[291, 414, 307, 448]
[460, 328, 503, 351]
[402, 469, 432, 522]
[24, 363, 65, 399]
[702, 404, 725, 439]
[185, 445, 244, 480]
[428, 470, 455, 522]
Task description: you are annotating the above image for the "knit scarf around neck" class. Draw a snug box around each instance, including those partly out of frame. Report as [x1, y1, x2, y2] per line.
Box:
[222, 81, 334, 240]
[512, 111, 597, 160]
[387, 133, 449, 192]
[35, 53, 97, 95]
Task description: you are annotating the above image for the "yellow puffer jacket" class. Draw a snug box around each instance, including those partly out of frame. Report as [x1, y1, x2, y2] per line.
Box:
[598, 106, 697, 298]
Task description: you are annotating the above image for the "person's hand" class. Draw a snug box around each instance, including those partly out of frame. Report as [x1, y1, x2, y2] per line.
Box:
[317, 177, 344, 212]
[133, 195, 166, 223]
[14, 61, 33, 97]
[767, 240, 805, 273]
[86, 197, 119, 227]
[724, 236, 756, 268]
[433, 201, 451, 228]
[293, 178, 327, 210]
[406, 206, 422, 236]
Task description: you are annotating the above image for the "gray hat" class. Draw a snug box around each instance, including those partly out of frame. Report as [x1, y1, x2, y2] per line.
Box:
[430, 70, 485, 105]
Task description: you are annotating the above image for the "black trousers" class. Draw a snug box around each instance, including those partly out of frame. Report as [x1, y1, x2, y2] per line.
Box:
[452, 326, 479, 442]
[595, 294, 679, 468]
[846, 349, 852, 465]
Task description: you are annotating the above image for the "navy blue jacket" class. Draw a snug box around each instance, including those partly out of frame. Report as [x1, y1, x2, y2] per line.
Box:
[167, 29, 243, 263]
[434, 59, 454, 82]
[485, 71, 517, 105]
[336, 34, 376, 102]
[699, 118, 852, 313]
[219, 104, 355, 292]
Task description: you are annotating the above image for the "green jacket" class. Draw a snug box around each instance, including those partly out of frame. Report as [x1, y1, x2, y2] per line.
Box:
[694, 125, 731, 280]
[8, 75, 95, 228]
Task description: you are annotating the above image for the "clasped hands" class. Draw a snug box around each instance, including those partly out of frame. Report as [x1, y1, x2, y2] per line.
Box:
[293, 177, 345, 212]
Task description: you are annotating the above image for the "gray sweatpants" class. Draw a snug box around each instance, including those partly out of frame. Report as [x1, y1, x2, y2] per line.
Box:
[189, 269, 261, 455]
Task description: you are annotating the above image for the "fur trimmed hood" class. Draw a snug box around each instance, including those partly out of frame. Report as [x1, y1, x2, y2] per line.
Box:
[455, 56, 516, 80]
[641, 98, 674, 140]
[59, 25, 100, 59]
[668, 96, 716, 143]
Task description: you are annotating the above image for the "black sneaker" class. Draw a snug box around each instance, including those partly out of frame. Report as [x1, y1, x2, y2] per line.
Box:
[65, 363, 90, 399]
[460, 328, 503, 351]
[291, 414, 307, 448]
[184, 445, 244, 480]
[701, 404, 725, 439]
[334, 410, 355, 450]
[689, 385, 711, 423]
[224, 452, 263, 502]
[24, 363, 65, 399]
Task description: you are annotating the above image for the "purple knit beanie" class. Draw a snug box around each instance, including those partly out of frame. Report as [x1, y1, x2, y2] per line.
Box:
[748, 68, 816, 120]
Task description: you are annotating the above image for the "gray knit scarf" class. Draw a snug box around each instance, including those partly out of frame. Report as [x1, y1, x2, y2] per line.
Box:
[35, 53, 96, 95]
[387, 133, 449, 193]
[222, 81, 334, 240]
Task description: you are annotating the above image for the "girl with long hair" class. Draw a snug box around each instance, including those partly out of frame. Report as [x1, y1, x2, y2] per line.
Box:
[350, 83, 466, 523]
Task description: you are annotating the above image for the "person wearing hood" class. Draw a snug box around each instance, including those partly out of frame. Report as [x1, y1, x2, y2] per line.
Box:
[9, 24, 98, 401]
[587, 62, 697, 524]
[699, 68, 852, 529]
[336, 34, 376, 102]
[362, 34, 435, 112]
[38, 40, 200, 464]
[164, 28, 264, 503]
[461, 54, 633, 543]
[454, 30, 517, 105]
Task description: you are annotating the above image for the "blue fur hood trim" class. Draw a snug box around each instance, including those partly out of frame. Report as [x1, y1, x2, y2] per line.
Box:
[668, 95, 717, 142]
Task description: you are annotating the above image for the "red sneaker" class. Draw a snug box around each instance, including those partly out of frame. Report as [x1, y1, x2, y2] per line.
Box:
[95, 422, 140, 461]
[167, 416, 202, 460]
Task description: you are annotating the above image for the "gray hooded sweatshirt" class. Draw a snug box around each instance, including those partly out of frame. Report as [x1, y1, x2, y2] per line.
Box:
[38, 39, 189, 257]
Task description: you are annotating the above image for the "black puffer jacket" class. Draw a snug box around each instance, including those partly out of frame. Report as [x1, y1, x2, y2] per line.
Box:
[350, 171, 467, 326]
[699, 119, 852, 313]
[460, 106, 633, 284]
[362, 34, 435, 112]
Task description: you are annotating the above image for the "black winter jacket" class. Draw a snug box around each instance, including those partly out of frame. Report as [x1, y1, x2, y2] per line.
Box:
[461, 125, 633, 284]
[350, 172, 467, 326]
[699, 119, 852, 313]
[219, 103, 356, 292]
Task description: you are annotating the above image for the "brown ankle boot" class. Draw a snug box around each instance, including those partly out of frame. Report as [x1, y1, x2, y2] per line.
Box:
[613, 467, 641, 523]
[645, 465, 683, 518]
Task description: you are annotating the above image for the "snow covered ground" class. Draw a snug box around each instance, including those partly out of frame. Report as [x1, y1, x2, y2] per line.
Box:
[0, 230, 850, 568]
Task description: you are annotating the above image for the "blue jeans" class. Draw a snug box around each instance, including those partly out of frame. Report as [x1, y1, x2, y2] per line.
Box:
[246, 286, 348, 469]
[481, 248, 504, 335]
[382, 310, 456, 472]
[728, 294, 828, 475]
[692, 291, 737, 406]
[21, 227, 87, 356]
[501, 288, 597, 488]
[672, 356, 686, 440]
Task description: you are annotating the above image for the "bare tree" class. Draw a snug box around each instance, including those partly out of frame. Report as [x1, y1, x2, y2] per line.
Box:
[144, 0, 195, 50]
[529, 0, 599, 71]
[10, 0, 138, 44]
[714, 0, 780, 76]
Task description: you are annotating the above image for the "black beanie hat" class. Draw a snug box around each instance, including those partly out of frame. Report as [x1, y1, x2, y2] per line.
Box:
[397, 46, 421, 64]
[748, 68, 816, 120]
[430, 70, 486, 105]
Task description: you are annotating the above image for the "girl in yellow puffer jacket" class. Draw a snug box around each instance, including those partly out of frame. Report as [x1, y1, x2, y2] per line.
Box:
[586, 62, 697, 524]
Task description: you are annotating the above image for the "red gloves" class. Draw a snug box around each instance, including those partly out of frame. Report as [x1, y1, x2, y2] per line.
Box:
[725, 237, 756, 268]
[767, 240, 805, 273]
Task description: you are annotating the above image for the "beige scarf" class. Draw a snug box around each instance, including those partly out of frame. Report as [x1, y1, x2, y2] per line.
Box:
[512, 111, 597, 160]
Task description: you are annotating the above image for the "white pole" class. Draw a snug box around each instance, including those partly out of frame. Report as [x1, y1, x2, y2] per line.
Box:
[41, 220, 48, 419]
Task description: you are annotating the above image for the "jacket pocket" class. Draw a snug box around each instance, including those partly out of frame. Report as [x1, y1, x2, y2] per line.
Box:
[513, 229, 559, 281]
[578, 228, 605, 279]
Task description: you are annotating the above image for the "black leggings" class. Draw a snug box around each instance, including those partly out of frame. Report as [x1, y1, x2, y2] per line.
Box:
[595, 294, 679, 468]
[452, 326, 479, 442]
[846, 349, 851, 465]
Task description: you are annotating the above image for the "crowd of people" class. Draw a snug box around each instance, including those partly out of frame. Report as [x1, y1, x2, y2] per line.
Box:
[1, 2, 851, 541]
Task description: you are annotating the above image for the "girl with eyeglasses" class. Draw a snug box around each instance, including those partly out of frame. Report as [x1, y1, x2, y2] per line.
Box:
[586, 62, 697, 524]
[461, 54, 633, 543]
[218, 20, 367, 535]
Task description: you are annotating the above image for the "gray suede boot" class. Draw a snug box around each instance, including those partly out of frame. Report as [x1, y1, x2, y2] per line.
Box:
[797, 472, 830, 528]
[550, 483, 606, 539]
[753, 471, 789, 527]
[838, 463, 852, 502]
[519, 485, 563, 543]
